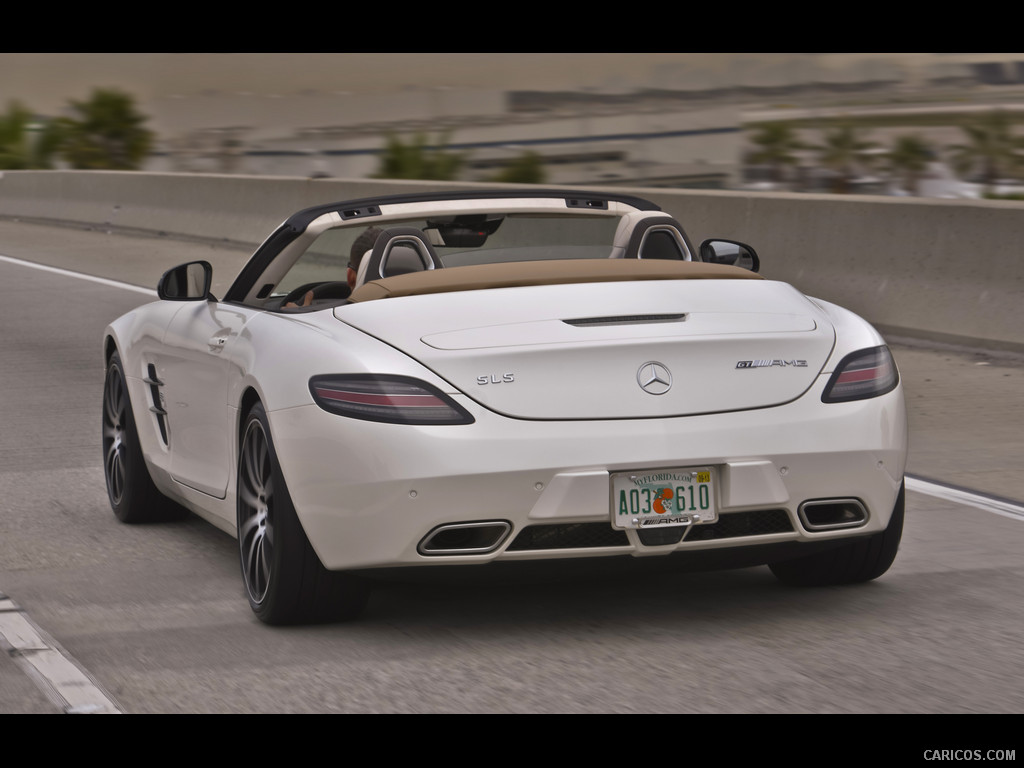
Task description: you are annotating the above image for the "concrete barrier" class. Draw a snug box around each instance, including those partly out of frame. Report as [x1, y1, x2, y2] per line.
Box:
[638, 189, 1024, 353]
[1, 170, 1021, 352]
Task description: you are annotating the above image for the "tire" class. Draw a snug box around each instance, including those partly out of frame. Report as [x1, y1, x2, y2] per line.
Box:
[102, 352, 186, 523]
[237, 402, 369, 624]
[769, 481, 905, 587]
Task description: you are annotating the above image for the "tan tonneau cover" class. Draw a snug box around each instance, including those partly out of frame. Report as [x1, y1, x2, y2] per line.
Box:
[349, 259, 761, 302]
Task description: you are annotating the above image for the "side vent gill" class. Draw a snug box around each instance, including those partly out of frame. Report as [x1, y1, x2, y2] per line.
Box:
[145, 363, 169, 445]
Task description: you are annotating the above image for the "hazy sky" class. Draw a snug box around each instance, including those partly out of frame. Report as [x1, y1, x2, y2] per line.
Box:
[0, 54, 706, 109]
[0, 53, 951, 114]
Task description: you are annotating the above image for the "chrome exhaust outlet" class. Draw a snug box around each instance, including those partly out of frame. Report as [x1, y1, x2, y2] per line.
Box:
[418, 521, 512, 556]
[798, 499, 869, 531]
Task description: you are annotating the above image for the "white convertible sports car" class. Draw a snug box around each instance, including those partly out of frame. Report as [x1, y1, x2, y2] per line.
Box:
[103, 189, 907, 624]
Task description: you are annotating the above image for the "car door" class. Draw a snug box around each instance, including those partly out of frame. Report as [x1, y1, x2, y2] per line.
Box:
[158, 300, 255, 498]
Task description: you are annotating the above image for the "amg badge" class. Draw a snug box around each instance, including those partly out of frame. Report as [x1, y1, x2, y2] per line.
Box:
[736, 359, 808, 369]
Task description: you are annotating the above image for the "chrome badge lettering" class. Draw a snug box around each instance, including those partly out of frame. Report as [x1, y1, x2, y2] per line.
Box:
[477, 373, 515, 385]
[638, 515, 692, 527]
[736, 359, 808, 369]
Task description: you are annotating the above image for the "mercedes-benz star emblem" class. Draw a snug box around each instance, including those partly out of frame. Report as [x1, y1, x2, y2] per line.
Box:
[637, 361, 672, 395]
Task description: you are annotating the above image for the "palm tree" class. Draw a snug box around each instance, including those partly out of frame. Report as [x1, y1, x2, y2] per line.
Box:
[372, 133, 465, 181]
[746, 122, 805, 187]
[54, 89, 154, 170]
[815, 125, 878, 194]
[948, 110, 1024, 194]
[492, 151, 546, 184]
[0, 101, 56, 169]
[888, 134, 934, 195]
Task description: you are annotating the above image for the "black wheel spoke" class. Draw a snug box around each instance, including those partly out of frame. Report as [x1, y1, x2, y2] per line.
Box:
[238, 484, 261, 511]
[257, 536, 272, 592]
[106, 444, 124, 501]
[102, 365, 128, 505]
[239, 417, 273, 605]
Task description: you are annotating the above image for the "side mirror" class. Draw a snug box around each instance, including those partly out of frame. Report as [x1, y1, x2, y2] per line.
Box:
[158, 261, 214, 301]
[699, 239, 760, 273]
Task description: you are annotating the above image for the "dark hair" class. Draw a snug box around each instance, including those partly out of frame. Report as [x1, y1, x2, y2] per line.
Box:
[349, 227, 384, 271]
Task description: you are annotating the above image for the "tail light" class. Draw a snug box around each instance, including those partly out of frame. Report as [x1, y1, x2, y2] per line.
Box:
[821, 346, 899, 403]
[309, 374, 474, 425]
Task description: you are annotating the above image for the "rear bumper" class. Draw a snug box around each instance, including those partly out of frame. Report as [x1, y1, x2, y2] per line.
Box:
[270, 382, 907, 570]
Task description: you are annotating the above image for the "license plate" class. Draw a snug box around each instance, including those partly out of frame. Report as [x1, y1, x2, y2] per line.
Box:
[611, 467, 717, 529]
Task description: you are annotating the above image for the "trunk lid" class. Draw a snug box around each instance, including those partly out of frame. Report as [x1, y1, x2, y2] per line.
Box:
[335, 279, 834, 419]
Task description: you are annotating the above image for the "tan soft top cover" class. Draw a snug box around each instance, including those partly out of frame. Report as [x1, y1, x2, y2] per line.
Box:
[349, 259, 762, 303]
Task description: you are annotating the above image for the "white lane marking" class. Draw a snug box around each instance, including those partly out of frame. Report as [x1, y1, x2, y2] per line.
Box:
[0, 596, 122, 714]
[0, 254, 143, 712]
[0, 253, 156, 296]
[906, 476, 1024, 522]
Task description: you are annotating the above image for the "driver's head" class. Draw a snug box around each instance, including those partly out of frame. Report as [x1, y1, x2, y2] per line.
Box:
[347, 226, 384, 288]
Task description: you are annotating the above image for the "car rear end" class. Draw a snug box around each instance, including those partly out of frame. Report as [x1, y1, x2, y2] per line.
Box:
[268, 272, 907, 572]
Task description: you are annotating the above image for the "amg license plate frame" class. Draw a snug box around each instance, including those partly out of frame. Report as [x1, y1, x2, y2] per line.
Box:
[611, 467, 718, 530]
